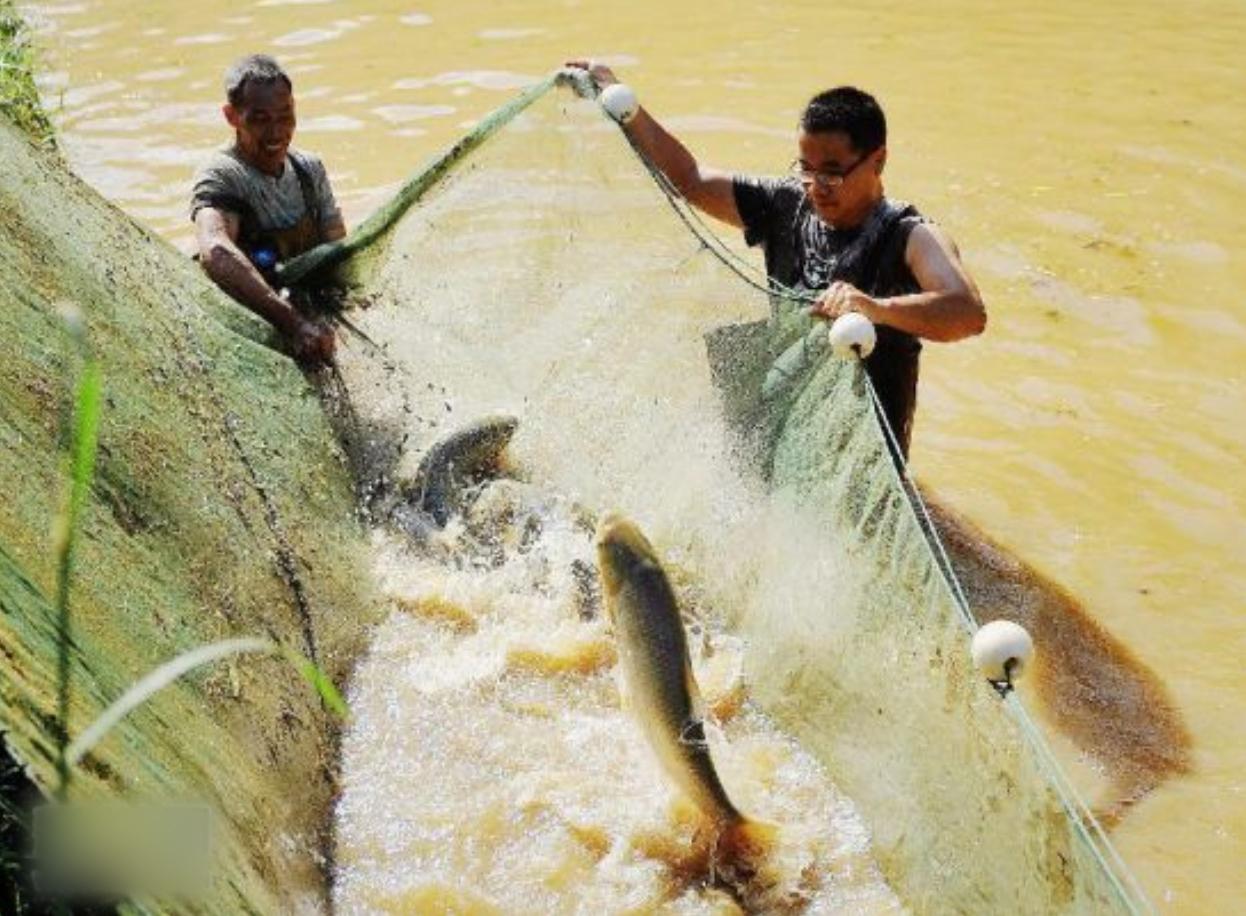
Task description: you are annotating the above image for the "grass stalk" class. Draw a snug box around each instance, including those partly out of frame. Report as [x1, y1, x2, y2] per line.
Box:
[51, 330, 101, 802]
[0, 0, 56, 147]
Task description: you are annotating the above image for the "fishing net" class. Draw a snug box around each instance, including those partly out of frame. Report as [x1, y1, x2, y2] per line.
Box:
[0, 114, 378, 912]
[288, 72, 1149, 913]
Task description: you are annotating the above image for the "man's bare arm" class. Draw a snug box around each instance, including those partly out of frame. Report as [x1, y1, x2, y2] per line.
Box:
[881, 223, 986, 341]
[813, 224, 986, 343]
[195, 207, 301, 332]
[193, 207, 335, 361]
[566, 60, 742, 229]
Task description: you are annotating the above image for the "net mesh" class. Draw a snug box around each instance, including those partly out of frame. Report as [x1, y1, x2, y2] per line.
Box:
[310, 76, 1148, 913]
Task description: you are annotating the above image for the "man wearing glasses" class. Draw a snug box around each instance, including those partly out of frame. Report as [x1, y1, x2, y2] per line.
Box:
[567, 61, 986, 458]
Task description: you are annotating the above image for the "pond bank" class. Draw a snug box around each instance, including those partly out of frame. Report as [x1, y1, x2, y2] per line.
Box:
[0, 8, 380, 909]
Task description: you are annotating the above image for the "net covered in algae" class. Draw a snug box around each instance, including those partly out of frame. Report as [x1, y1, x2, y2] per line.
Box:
[0, 25, 380, 910]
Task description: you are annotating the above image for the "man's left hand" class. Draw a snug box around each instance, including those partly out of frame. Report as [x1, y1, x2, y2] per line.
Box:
[809, 281, 881, 323]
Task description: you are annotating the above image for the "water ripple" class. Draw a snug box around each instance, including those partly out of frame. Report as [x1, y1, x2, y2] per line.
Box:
[393, 70, 539, 91]
[273, 22, 359, 47]
[173, 33, 232, 46]
[373, 104, 456, 124]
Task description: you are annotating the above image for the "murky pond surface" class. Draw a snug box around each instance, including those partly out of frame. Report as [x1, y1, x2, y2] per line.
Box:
[23, 0, 1246, 911]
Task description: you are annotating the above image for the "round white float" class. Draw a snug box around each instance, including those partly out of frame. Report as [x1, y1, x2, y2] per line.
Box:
[600, 83, 640, 124]
[828, 312, 876, 358]
[971, 620, 1035, 684]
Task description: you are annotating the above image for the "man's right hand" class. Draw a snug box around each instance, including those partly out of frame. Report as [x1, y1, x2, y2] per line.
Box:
[564, 59, 619, 89]
[290, 316, 336, 365]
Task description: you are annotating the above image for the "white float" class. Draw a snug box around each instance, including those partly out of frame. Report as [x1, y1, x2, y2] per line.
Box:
[600, 83, 640, 125]
[971, 620, 1035, 687]
[828, 312, 876, 358]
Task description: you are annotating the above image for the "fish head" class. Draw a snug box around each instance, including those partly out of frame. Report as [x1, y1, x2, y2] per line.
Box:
[594, 513, 662, 610]
[468, 413, 520, 449]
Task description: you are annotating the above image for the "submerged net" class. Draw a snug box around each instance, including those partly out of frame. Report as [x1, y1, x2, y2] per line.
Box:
[297, 73, 1150, 913]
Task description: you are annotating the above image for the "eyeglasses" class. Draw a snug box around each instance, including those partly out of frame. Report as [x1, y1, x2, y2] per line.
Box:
[789, 151, 873, 190]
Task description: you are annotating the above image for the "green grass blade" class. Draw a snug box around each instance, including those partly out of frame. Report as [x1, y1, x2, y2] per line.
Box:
[53, 353, 102, 801]
[66, 638, 350, 768]
[277, 646, 350, 719]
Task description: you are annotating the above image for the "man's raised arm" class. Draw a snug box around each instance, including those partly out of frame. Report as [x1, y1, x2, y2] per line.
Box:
[566, 60, 743, 230]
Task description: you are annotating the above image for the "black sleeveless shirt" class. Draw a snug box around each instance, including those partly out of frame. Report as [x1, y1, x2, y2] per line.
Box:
[734, 177, 925, 458]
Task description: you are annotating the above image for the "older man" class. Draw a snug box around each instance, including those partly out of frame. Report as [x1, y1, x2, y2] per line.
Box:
[191, 54, 344, 364]
[568, 62, 985, 458]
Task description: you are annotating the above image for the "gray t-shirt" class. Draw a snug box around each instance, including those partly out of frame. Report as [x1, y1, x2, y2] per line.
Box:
[189, 146, 340, 236]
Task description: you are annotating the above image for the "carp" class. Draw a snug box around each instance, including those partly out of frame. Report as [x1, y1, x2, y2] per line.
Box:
[594, 513, 772, 876]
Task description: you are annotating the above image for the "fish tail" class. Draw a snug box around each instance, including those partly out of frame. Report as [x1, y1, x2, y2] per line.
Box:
[713, 816, 777, 883]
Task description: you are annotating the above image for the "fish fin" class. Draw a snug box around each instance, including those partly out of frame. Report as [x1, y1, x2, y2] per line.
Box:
[677, 717, 710, 751]
[1092, 773, 1162, 831]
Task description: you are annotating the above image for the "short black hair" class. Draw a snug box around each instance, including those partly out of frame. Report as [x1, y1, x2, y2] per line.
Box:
[224, 54, 292, 107]
[800, 87, 886, 154]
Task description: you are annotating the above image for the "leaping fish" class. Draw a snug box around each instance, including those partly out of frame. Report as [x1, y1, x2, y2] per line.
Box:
[594, 513, 773, 877]
[387, 413, 520, 540]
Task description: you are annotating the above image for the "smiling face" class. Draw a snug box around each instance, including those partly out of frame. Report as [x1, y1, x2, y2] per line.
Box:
[224, 79, 296, 176]
[796, 128, 885, 229]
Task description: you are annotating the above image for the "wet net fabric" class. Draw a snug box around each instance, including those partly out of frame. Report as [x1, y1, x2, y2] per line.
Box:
[307, 76, 1148, 914]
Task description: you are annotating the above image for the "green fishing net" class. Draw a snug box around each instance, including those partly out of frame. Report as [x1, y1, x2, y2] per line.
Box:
[0, 114, 376, 912]
[287, 72, 1150, 913]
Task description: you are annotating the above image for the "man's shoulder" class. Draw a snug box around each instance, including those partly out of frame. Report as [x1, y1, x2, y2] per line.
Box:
[194, 145, 244, 176]
[734, 174, 803, 201]
[190, 147, 251, 222]
[288, 147, 329, 178]
[288, 147, 325, 165]
[191, 147, 252, 195]
[733, 175, 804, 247]
[891, 199, 927, 225]
[888, 201, 935, 250]
[876, 197, 927, 237]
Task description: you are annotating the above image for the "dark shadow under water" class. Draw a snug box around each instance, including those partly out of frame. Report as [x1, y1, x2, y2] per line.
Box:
[923, 491, 1193, 827]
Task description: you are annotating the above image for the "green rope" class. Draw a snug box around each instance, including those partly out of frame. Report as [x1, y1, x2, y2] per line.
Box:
[278, 70, 592, 285]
